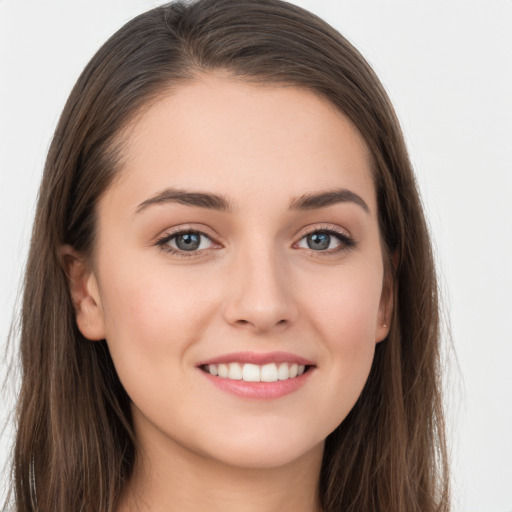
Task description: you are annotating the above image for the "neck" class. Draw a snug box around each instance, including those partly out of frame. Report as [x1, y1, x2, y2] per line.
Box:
[118, 433, 324, 512]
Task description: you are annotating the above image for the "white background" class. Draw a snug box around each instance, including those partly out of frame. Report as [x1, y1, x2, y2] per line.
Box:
[1, 1, 511, 511]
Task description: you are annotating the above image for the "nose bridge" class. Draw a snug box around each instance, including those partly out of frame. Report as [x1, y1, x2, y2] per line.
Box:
[223, 234, 298, 332]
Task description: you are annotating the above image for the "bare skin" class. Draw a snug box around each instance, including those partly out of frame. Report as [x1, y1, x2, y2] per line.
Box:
[64, 74, 391, 512]
[119, 433, 323, 512]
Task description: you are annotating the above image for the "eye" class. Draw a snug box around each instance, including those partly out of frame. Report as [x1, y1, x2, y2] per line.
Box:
[156, 230, 215, 255]
[296, 229, 355, 252]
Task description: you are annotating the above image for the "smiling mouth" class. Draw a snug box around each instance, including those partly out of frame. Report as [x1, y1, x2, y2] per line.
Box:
[200, 362, 311, 382]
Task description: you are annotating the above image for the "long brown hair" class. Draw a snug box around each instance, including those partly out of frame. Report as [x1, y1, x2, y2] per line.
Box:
[7, 1, 449, 510]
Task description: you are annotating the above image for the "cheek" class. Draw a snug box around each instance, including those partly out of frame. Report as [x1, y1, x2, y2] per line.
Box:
[97, 260, 217, 369]
[297, 263, 382, 425]
[303, 261, 383, 344]
[96, 262, 223, 429]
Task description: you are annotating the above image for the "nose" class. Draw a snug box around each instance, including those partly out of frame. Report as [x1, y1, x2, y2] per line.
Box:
[222, 245, 299, 333]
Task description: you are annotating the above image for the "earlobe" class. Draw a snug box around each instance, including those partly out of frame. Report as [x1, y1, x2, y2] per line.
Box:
[375, 299, 392, 342]
[59, 245, 106, 341]
[375, 319, 390, 343]
[375, 260, 396, 343]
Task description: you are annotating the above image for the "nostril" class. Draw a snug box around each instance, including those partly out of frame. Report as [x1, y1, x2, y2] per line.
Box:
[235, 318, 289, 328]
[235, 318, 289, 329]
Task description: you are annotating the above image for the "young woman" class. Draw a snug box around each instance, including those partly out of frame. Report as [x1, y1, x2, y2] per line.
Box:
[7, 0, 450, 510]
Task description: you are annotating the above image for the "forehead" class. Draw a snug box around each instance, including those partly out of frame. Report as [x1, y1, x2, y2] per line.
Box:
[108, 74, 376, 214]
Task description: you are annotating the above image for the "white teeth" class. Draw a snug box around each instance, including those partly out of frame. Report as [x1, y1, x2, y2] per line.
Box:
[277, 362, 289, 380]
[228, 362, 243, 380]
[205, 362, 308, 382]
[261, 363, 278, 382]
[218, 363, 228, 378]
[242, 363, 260, 382]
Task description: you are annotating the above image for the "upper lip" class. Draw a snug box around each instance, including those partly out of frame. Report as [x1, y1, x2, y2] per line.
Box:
[197, 351, 315, 367]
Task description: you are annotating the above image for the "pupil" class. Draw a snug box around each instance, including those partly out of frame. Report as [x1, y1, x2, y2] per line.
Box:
[176, 233, 200, 251]
[307, 232, 330, 250]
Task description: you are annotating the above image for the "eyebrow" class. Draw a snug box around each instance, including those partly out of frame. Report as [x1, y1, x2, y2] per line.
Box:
[135, 188, 234, 213]
[135, 187, 370, 214]
[290, 188, 370, 213]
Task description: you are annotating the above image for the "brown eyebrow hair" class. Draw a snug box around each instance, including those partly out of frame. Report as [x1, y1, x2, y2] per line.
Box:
[135, 188, 235, 213]
[135, 187, 370, 214]
[289, 188, 370, 213]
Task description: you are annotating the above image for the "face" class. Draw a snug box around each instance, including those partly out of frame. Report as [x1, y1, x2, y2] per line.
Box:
[74, 75, 391, 470]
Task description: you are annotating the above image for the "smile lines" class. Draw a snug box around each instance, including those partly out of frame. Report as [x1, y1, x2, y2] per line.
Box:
[202, 362, 307, 382]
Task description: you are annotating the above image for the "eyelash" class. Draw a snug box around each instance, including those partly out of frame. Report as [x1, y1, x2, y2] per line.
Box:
[155, 226, 356, 258]
[155, 229, 217, 258]
[295, 226, 356, 255]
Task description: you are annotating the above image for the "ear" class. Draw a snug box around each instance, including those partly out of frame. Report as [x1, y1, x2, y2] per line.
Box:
[375, 252, 397, 343]
[60, 245, 106, 341]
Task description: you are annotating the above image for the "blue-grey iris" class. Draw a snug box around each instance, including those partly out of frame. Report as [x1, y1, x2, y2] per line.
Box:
[307, 232, 330, 250]
[176, 232, 201, 251]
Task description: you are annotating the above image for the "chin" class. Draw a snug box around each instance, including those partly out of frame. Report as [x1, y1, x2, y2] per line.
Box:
[195, 429, 325, 470]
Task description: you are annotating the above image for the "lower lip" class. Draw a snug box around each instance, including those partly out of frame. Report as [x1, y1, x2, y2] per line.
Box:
[200, 368, 314, 400]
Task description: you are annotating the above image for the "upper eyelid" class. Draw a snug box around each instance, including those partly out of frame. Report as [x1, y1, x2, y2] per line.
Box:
[156, 226, 219, 243]
[157, 224, 351, 241]
[155, 229, 218, 258]
[296, 224, 352, 240]
[295, 227, 354, 248]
